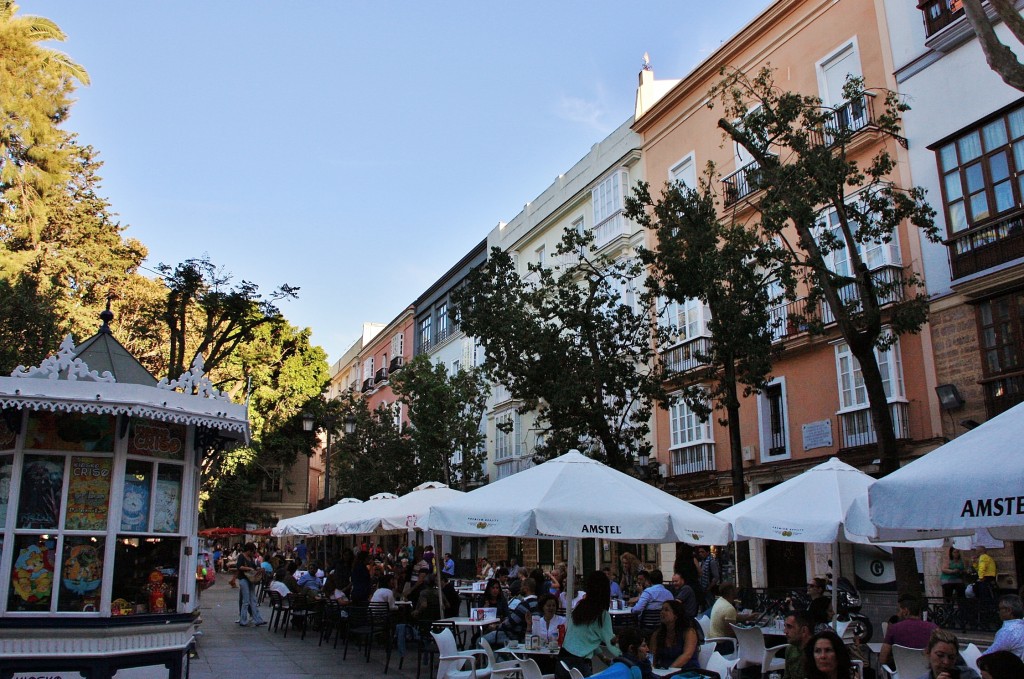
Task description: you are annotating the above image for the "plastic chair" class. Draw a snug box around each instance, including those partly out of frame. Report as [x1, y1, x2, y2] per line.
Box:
[961, 643, 982, 674]
[568, 668, 585, 679]
[730, 624, 786, 675]
[698, 640, 717, 668]
[880, 644, 928, 679]
[637, 607, 663, 633]
[518, 657, 556, 679]
[431, 627, 492, 679]
[266, 589, 289, 633]
[705, 651, 738, 679]
[478, 637, 524, 679]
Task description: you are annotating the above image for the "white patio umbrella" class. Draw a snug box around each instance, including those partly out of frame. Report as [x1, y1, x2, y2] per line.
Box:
[314, 491, 399, 535]
[717, 457, 943, 628]
[333, 482, 464, 535]
[270, 497, 363, 537]
[869, 400, 1024, 540]
[426, 449, 731, 611]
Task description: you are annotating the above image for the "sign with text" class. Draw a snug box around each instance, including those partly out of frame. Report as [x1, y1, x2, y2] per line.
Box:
[802, 419, 833, 451]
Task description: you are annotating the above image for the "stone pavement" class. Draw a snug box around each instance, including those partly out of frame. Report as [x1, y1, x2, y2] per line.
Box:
[188, 581, 421, 679]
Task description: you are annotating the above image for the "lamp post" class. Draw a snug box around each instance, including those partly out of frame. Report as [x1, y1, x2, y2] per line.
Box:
[302, 410, 356, 508]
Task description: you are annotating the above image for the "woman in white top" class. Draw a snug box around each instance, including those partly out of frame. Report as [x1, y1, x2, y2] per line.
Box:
[531, 594, 567, 643]
[369, 573, 399, 610]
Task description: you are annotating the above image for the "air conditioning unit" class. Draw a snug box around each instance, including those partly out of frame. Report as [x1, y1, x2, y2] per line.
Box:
[742, 445, 755, 461]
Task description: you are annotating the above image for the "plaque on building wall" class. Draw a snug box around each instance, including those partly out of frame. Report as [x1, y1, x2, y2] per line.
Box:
[802, 419, 833, 451]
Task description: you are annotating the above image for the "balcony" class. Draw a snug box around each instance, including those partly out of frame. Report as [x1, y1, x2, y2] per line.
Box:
[374, 367, 389, 383]
[259, 489, 283, 503]
[820, 264, 905, 324]
[671, 443, 716, 475]
[663, 336, 713, 374]
[592, 212, 628, 250]
[389, 356, 405, 372]
[948, 211, 1024, 279]
[838, 401, 910, 449]
[722, 160, 765, 208]
[813, 93, 884, 148]
[361, 377, 374, 393]
[920, 0, 964, 37]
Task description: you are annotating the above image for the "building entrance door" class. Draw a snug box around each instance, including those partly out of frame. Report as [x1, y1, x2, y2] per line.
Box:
[765, 539, 806, 589]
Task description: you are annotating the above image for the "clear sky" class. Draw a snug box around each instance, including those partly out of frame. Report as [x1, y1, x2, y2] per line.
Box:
[29, 1, 772, 363]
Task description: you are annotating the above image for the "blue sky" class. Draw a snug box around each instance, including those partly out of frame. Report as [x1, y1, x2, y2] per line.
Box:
[30, 1, 772, 363]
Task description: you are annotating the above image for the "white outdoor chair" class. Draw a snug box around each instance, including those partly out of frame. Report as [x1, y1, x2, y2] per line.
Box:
[730, 624, 786, 676]
[568, 668, 585, 679]
[697, 615, 712, 638]
[880, 644, 928, 679]
[432, 628, 492, 679]
[477, 638, 523, 679]
[518, 658, 555, 679]
[697, 640, 717, 668]
[961, 643, 982, 674]
[705, 650, 739, 679]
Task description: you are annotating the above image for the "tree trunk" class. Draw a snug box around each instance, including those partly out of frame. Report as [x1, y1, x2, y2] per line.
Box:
[723, 362, 752, 589]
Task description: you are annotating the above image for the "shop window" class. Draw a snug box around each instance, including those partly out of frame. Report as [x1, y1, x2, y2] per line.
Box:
[17, 454, 65, 529]
[58, 536, 105, 612]
[977, 290, 1024, 416]
[111, 537, 183, 615]
[9, 534, 57, 612]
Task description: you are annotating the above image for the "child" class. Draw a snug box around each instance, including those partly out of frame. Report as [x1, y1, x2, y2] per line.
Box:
[612, 627, 655, 679]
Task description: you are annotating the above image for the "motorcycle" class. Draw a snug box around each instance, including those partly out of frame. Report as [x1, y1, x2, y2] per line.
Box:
[832, 575, 874, 644]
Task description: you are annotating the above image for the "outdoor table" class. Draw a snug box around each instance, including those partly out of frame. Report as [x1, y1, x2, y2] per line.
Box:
[495, 644, 560, 658]
[440, 615, 502, 649]
[651, 669, 685, 677]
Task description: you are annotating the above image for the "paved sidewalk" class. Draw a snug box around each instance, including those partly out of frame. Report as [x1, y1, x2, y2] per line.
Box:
[188, 581, 421, 679]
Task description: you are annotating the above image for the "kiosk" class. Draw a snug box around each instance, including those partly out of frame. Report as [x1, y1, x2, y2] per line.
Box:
[0, 311, 249, 678]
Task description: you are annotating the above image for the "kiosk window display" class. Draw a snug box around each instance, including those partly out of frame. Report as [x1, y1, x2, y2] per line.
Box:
[0, 322, 249, 678]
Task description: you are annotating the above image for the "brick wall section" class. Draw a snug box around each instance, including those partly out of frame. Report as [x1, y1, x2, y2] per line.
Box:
[929, 303, 987, 438]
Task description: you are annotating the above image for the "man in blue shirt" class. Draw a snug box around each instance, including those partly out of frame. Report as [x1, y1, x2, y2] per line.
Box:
[296, 560, 321, 591]
[442, 552, 456, 577]
[604, 566, 623, 599]
[631, 569, 674, 615]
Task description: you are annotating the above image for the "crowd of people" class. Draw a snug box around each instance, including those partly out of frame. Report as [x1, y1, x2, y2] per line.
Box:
[200, 538, 1024, 679]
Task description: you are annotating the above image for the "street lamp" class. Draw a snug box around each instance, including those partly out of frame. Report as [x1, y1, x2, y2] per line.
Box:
[302, 410, 356, 507]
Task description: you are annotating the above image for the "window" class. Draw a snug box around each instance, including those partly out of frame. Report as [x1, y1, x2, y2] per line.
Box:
[667, 393, 716, 475]
[938, 106, 1024, 234]
[419, 316, 432, 351]
[264, 468, 282, 492]
[816, 200, 901, 276]
[758, 379, 789, 460]
[393, 402, 403, 430]
[920, 0, 964, 36]
[494, 410, 521, 461]
[592, 170, 629, 249]
[451, 359, 461, 375]
[977, 291, 1024, 416]
[437, 303, 449, 342]
[668, 396, 713, 449]
[391, 333, 404, 359]
[834, 337, 905, 412]
[536, 245, 545, 268]
[817, 41, 862, 108]
[670, 154, 697, 189]
[660, 297, 709, 343]
[362, 357, 374, 381]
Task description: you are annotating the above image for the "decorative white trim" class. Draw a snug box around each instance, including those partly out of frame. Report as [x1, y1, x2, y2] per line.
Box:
[0, 377, 249, 437]
[11, 335, 114, 383]
[157, 354, 229, 400]
[0, 620, 194, 657]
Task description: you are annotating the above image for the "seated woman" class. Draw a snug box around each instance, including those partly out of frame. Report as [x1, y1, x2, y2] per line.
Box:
[482, 577, 509, 619]
[804, 630, 856, 679]
[919, 629, 980, 679]
[808, 596, 834, 633]
[650, 599, 701, 671]
[612, 627, 656, 679]
[531, 594, 566, 644]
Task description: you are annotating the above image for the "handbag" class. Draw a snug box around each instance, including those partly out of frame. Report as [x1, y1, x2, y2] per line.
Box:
[245, 568, 264, 584]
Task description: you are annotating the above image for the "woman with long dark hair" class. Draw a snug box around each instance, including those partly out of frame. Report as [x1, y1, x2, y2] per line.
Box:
[482, 577, 509, 619]
[350, 550, 371, 604]
[557, 570, 620, 677]
[804, 630, 855, 679]
[650, 599, 701, 670]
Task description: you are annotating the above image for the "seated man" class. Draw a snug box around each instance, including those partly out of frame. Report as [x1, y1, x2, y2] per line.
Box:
[782, 610, 814, 679]
[296, 561, 322, 591]
[604, 566, 623, 599]
[670, 572, 698, 620]
[709, 583, 755, 638]
[631, 569, 674, 615]
[878, 596, 937, 669]
[987, 594, 1024, 660]
[484, 577, 539, 646]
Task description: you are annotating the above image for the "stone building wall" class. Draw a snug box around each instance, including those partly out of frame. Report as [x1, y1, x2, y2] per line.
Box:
[928, 301, 987, 439]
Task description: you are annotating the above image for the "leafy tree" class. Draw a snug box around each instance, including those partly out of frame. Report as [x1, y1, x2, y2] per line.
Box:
[331, 392, 417, 500]
[390, 353, 489, 490]
[0, 1, 88, 245]
[962, 0, 1024, 91]
[452, 226, 666, 472]
[626, 176, 788, 587]
[711, 67, 937, 594]
[157, 256, 298, 381]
